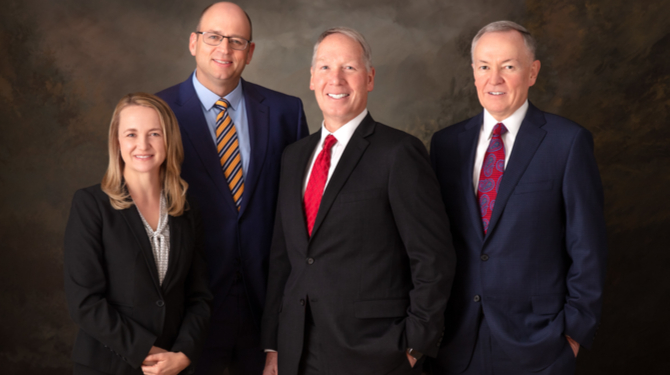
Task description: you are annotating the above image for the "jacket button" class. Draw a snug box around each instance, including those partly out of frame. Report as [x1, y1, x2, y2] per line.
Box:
[306, 257, 314, 265]
[300, 299, 305, 306]
[480, 254, 489, 261]
[473, 295, 481, 302]
[156, 300, 165, 307]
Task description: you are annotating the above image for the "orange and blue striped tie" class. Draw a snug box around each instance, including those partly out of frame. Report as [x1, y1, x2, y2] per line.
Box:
[215, 99, 244, 210]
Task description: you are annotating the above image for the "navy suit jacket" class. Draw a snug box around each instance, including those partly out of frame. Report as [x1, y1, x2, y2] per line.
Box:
[430, 103, 607, 372]
[157, 75, 308, 326]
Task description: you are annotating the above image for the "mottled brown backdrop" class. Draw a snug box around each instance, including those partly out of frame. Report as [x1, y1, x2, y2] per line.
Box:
[1, 0, 668, 373]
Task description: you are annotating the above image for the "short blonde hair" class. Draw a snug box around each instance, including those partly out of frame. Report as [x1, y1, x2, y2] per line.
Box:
[101, 93, 189, 216]
[312, 27, 372, 72]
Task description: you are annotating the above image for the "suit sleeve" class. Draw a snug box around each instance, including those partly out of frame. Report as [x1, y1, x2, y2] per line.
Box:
[260, 153, 293, 351]
[561, 128, 608, 349]
[170, 199, 213, 365]
[388, 136, 456, 357]
[63, 189, 157, 368]
[295, 98, 310, 140]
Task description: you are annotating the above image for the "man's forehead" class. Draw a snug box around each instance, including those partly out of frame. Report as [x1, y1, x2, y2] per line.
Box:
[477, 32, 525, 49]
[317, 37, 364, 56]
[314, 53, 364, 64]
[475, 38, 530, 60]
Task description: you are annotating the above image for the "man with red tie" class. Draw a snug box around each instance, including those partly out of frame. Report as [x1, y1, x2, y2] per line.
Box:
[430, 21, 607, 375]
[260, 27, 456, 375]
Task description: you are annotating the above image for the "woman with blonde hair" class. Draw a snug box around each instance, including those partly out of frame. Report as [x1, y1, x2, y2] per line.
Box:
[64, 93, 212, 375]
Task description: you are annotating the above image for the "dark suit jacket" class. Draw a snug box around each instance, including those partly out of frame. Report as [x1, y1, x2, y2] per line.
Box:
[261, 114, 456, 375]
[64, 185, 212, 374]
[430, 103, 607, 372]
[156, 76, 308, 324]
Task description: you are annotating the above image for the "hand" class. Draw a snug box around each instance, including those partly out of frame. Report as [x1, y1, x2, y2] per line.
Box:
[566, 335, 580, 357]
[406, 352, 417, 368]
[143, 346, 168, 366]
[263, 351, 278, 375]
[141, 352, 190, 375]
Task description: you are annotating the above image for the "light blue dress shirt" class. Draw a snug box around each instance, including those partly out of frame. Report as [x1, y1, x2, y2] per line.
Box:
[192, 71, 250, 178]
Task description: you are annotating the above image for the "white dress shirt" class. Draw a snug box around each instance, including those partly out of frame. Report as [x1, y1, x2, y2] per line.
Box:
[472, 101, 529, 194]
[302, 109, 369, 194]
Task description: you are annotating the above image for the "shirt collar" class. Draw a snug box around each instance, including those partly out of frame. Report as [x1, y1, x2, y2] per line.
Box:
[319, 109, 368, 147]
[192, 70, 244, 112]
[482, 100, 528, 139]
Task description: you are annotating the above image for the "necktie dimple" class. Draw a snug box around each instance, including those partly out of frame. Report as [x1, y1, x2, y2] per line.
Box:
[304, 135, 338, 236]
[477, 122, 507, 234]
[215, 99, 244, 211]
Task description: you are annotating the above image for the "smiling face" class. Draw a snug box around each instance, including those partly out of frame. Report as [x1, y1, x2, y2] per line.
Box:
[310, 33, 375, 132]
[472, 30, 541, 121]
[189, 2, 255, 97]
[118, 105, 166, 179]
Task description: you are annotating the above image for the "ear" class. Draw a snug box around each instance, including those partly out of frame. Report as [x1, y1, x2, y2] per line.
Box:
[309, 66, 315, 91]
[528, 59, 541, 87]
[189, 32, 198, 57]
[367, 66, 375, 92]
[246, 42, 256, 65]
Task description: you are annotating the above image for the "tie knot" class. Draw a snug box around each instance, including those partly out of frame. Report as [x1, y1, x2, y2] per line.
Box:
[215, 99, 231, 110]
[323, 134, 337, 151]
[492, 123, 507, 137]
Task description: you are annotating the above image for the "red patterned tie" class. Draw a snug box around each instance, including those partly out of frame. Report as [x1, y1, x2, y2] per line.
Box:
[304, 135, 338, 236]
[477, 123, 507, 233]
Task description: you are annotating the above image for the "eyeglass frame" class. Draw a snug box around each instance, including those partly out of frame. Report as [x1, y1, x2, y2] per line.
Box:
[194, 31, 251, 50]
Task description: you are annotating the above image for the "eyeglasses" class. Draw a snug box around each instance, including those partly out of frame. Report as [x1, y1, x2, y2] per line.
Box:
[195, 32, 250, 50]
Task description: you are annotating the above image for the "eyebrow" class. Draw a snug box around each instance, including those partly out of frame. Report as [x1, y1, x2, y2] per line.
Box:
[122, 128, 163, 132]
[477, 58, 517, 64]
[203, 30, 247, 39]
[314, 58, 361, 65]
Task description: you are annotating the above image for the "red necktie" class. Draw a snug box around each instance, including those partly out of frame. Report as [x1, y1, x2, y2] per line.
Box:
[304, 135, 338, 236]
[477, 123, 507, 233]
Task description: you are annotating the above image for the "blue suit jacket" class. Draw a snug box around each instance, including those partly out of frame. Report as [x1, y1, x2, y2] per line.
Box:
[157, 75, 308, 326]
[430, 103, 607, 372]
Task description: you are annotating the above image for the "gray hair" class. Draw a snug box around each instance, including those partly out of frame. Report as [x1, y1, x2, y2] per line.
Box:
[471, 20, 537, 62]
[311, 27, 372, 72]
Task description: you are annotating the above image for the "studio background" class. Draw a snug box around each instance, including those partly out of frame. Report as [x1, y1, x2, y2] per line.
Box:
[1, 0, 668, 373]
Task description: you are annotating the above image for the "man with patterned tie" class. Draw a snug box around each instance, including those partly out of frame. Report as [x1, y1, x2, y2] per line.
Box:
[260, 27, 456, 375]
[429, 21, 607, 375]
[156, 2, 308, 374]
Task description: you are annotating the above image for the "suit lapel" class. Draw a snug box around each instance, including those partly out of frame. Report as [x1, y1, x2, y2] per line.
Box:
[309, 115, 374, 240]
[287, 132, 321, 248]
[174, 75, 237, 214]
[485, 103, 547, 239]
[459, 112, 485, 242]
[239, 80, 269, 217]
[161, 215, 183, 291]
[119, 207, 162, 293]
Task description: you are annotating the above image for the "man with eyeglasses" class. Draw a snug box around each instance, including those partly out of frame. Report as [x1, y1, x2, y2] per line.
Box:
[157, 2, 308, 374]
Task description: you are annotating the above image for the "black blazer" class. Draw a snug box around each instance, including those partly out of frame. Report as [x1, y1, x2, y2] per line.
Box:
[261, 114, 456, 375]
[64, 185, 212, 374]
